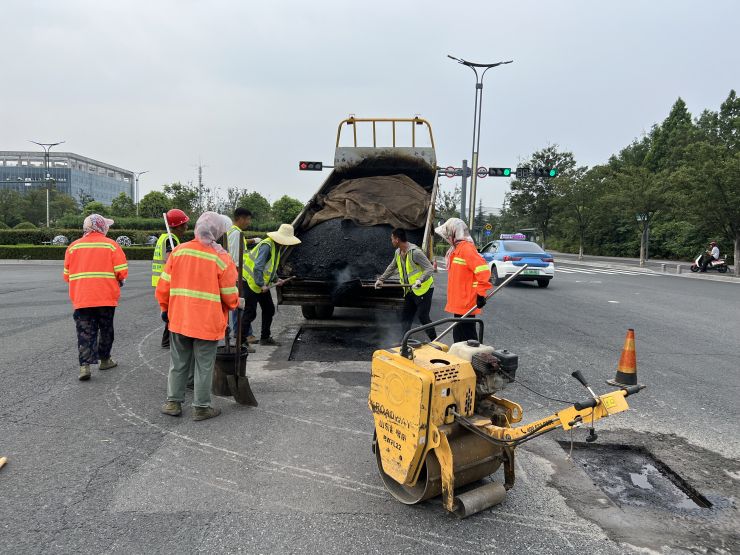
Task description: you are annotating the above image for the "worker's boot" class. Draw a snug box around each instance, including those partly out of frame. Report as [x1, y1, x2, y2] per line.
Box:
[259, 337, 281, 346]
[161, 401, 182, 416]
[241, 343, 256, 354]
[246, 334, 259, 344]
[193, 407, 221, 421]
[99, 358, 118, 370]
[78, 365, 91, 381]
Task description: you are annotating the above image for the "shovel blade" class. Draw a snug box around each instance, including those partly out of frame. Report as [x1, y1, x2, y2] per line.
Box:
[227, 374, 258, 407]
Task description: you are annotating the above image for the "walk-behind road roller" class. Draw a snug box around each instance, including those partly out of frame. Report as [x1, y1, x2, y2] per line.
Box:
[369, 318, 644, 518]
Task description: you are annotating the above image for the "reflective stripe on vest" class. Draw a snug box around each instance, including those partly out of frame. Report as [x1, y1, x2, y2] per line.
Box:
[152, 233, 180, 287]
[243, 238, 280, 294]
[395, 246, 433, 296]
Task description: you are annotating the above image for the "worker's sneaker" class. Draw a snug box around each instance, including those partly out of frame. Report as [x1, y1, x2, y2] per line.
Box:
[193, 406, 221, 421]
[241, 343, 256, 354]
[259, 337, 281, 346]
[246, 334, 259, 344]
[78, 365, 91, 381]
[99, 358, 118, 370]
[161, 401, 182, 416]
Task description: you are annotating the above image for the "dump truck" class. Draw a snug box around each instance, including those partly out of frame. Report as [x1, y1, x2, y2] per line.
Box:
[277, 117, 439, 319]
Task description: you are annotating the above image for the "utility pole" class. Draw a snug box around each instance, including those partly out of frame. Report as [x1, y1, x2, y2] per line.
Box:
[29, 140, 65, 227]
[448, 56, 512, 231]
[132, 171, 149, 216]
[192, 156, 209, 213]
[460, 160, 468, 220]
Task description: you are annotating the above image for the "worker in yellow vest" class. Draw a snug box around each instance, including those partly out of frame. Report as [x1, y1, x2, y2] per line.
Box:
[152, 209, 189, 348]
[376, 227, 436, 341]
[227, 207, 261, 352]
[242, 224, 301, 346]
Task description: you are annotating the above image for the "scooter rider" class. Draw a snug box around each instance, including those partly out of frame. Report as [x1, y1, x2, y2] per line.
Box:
[700, 242, 720, 272]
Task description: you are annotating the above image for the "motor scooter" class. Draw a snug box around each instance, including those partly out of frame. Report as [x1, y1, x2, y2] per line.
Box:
[690, 251, 729, 273]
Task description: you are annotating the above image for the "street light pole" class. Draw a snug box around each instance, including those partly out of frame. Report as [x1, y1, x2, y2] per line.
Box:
[132, 171, 150, 216]
[29, 140, 65, 228]
[448, 56, 512, 232]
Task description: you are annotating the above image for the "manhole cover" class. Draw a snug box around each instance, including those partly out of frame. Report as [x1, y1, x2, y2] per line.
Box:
[289, 326, 394, 362]
[560, 442, 711, 512]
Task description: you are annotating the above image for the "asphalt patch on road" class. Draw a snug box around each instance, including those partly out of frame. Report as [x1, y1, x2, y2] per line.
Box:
[289, 326, 393, 362]
[528, 430, 740, 553]
[317, 370, 370, 387]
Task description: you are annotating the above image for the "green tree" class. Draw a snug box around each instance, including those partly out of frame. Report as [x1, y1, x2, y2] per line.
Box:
[50, 194, 79, 221]
[239, 191, 272, 223]
[272, 195, 304, 224]
[554, 166, 605, 260]
[110, 192, 136, 218]
[77, 189, 95, 212]
[678, 144, 740, 276]
[82, 201, 111, 217]
[23, 185, 61, 227]
[225, 187, 249, 215]
[644, 97, 695, 172]
[695, 89, 740, 154]
[139, 191, 171, 219]
[0, 189, 26, 227]
[509, 144, 578, 251]
[164, 182, 199, 216]
[435, 184, 461, 222]
[608, 167, 675, 266]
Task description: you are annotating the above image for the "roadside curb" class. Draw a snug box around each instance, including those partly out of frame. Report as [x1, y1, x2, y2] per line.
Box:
[555, 258, 739, 284]
[0, 259, 151, 266]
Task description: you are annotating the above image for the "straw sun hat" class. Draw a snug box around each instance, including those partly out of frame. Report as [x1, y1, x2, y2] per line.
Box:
[267, 224, 302, 245]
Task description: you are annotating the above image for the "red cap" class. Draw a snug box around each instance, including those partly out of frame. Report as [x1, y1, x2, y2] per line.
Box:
[166, 209, 189, 227]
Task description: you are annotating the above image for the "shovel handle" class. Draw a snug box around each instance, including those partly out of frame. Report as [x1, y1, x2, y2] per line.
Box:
[362, 283, 414, 288]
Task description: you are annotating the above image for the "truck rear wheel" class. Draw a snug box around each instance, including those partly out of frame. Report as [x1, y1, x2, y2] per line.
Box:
[315, 305, 335, 319]
[301, 305, 318, 319]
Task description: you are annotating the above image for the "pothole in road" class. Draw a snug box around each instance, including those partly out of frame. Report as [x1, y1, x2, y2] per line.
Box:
[560, 442, 711, 512]
[288, 326, 392, 362]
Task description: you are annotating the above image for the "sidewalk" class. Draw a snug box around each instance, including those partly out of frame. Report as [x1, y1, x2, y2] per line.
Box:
[548, 250, 738, 283]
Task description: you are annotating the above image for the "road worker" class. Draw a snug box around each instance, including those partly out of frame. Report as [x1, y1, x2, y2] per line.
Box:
[152, 209, 190, 349]
[228, 207, 262, 352]
[157, 212, 241, 421]
[243, 223, 301, 346]
[435, 218, 492, 343]
[376, 227, 436, 341]
[63, 214, 128, 381]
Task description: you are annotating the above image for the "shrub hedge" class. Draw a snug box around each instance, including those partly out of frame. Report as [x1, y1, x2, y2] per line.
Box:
[0, 221, 10, 230]
[55, 214, 285, 232]
[0, 245, 156, 260]
[0, 229, 267, 246]
[13, 222, 37, 230]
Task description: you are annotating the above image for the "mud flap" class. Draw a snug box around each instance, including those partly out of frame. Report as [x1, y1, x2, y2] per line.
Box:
[436, 432, 455, 512]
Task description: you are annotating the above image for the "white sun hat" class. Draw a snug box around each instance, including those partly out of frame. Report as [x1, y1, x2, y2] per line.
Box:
[267, 223, 302, 246]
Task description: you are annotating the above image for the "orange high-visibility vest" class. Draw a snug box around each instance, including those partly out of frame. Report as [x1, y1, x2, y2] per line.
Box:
[63, 233, 129, 309]
[444, 241, 492, 316]
[155, 240, 239, 341]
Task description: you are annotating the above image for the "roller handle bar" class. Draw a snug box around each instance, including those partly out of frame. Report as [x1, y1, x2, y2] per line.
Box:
[571, 370, 588, 387]
[573, 385, 643, 411]
[400, 317, 484, 359]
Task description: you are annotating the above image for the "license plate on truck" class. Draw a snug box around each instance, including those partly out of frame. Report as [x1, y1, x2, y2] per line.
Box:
[522, 270, 540, 275]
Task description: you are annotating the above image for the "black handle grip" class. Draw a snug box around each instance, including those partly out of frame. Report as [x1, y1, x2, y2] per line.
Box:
[400, 317, 484, 359]
[623, 385, 642, 396]
[571, 370, 589, 387]
[574, 398, 598, 411]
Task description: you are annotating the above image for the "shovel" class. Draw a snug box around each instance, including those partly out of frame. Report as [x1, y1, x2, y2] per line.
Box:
[228, 230, 258, 407]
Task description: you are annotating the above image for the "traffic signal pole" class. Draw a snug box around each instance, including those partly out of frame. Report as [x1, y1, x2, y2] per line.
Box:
[460, 159, 467, 220]
[448, 56, 512, 231]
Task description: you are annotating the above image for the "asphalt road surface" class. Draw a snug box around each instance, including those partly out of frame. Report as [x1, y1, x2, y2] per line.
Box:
[1, 259, 738, 554]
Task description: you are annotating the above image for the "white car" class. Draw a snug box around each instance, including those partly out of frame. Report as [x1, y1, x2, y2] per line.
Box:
[479, 240, 555, 288]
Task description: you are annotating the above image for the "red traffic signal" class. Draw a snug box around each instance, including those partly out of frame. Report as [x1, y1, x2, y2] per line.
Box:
[299, 161, 323, 171]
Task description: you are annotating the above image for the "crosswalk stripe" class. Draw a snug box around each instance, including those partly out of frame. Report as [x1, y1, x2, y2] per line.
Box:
[556, 266, 663, 276]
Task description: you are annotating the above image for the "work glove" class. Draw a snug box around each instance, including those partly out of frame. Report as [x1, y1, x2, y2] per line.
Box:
[253, 238, 262, 244]
[161, 311, 169, 323]
[374, 279, 383, 289]
[412, 279, 422, 290]
[476, 295, 487, 309]
[238, 298, 245, 310]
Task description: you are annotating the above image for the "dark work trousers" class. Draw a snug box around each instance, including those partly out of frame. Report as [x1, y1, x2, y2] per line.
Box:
[73, 306, 116, 366]
[700, 253, 716, 271]
[452, 313, 478, 344]
[243, 287, 276, 341]
[401, 289, 437, 341]
[161, 322, 170, 348]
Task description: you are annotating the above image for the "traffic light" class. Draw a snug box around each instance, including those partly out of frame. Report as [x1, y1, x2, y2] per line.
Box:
[299, 161, 323, 171]
[488, 168, 511, 177]
[534, 168, 558, 178]
[516, 167, 530, 179]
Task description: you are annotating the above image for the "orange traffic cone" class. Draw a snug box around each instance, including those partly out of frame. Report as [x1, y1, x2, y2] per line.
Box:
[433, 259, 438, 273]
[606, 329, 644, 388]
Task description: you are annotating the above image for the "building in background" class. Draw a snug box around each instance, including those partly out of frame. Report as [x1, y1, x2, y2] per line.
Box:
[0, 151, 134, 206]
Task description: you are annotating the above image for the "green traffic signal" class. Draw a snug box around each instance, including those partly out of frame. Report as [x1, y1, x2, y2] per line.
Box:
[549, 169, 557, 177]
[504, 168, 511, 176]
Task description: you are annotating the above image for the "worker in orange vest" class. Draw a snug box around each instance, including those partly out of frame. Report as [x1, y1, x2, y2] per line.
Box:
[156, 212, 241, 421]
[63, 214, 129, 381]
[435, 218, 492, 343]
